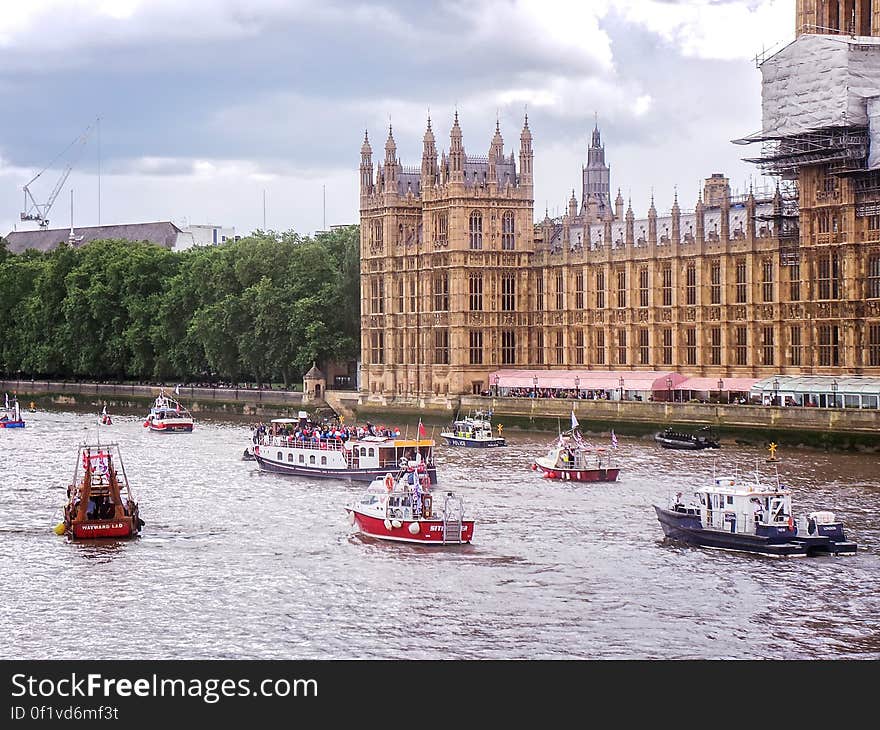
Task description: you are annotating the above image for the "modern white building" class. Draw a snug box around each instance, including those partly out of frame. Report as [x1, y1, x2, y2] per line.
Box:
[175, 224, 237, 251]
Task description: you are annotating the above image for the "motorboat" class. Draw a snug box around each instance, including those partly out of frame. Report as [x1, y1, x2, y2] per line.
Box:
[530, 428, 619, 482]
[441, 410, 506, 447]
[0, 393, 25, 428]
[654, 426, 720, 450]
[58, 442, 144, 539]
[254, 414, 438, 484]
[143, 390, 193, 432]
[654, 469, 856, 556]
[345, 471, 474, 544]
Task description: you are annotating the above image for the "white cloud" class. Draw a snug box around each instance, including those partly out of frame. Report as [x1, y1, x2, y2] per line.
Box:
[616, 0, 795, 60]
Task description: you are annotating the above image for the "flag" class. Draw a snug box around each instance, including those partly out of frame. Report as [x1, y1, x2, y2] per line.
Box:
[571, 409, 579, 430]
[418, 419, 426, 438]
[611, 429, 618, 448]
[3, 393, 7, 409]
[174, 384, 181, 395]
[101, 405, 107, 417]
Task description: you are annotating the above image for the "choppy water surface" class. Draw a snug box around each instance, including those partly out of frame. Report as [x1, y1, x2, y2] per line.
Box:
[1, 410, 878, 659]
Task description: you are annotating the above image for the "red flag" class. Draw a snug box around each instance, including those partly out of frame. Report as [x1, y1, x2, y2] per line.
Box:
[418, 419, 426, 438]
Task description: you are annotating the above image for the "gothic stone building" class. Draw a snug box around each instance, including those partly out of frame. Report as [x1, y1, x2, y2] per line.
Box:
[359, 1, 880, 398]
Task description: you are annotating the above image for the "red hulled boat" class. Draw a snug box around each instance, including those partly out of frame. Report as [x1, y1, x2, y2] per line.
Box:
[531, 427, 620, 482]
[143, 390, 193, 433]
[59, 442, 144, 539]
[346, 471, 474, 545]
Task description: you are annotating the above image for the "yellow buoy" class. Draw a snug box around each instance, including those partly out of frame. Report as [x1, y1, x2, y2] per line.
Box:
[53, 523, 66, 535]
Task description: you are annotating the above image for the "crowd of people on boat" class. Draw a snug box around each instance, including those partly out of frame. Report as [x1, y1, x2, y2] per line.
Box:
[251, 418, 404, 447]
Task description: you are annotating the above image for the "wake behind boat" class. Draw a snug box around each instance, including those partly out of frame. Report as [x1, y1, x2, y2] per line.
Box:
[253, 414, 438, 484]
[143, 390, 193, 433]
[654, 468, 856, 557]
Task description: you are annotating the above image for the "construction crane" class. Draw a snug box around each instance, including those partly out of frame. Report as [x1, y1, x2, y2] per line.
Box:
[21, 120, 97, 229]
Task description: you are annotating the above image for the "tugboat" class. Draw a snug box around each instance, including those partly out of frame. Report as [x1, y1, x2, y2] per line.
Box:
[143, 390, 193, 433]
[254, 414, 438, 484]
[654, 426, 720, 450]
[345, 470, 474, 544]
[530, 428, 620, 482]
[58, 442, 144, 539]
[441, 410, 506, 447]
[0, 393, 25, 428]
[654, 468, 857, 556]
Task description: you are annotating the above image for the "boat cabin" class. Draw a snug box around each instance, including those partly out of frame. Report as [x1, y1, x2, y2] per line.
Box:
[674, 475, 794, 536]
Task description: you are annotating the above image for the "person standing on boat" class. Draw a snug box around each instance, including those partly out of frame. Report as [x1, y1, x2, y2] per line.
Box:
[751, 499, 764, 526]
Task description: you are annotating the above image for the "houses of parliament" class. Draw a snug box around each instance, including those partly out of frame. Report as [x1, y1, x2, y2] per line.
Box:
[358, 0, 880, 397]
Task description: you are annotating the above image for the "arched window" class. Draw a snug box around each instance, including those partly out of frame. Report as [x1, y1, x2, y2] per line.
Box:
[469, 211, 483, 250]
[321, 456, 327, 465]
[368, 448, 375, 457]
[277, 452, 283, 460]
[287, 453, 294, 462]
[502, 211, 515, 250]
[309, 455, 316, 465]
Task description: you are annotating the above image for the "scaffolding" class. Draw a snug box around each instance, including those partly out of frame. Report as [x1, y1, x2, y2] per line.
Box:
[742, 127, 870, 178]
[753, 180, 800, 265]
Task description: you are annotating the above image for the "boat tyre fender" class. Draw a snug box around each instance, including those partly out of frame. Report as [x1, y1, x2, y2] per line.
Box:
[383, 519, 392, 530]
[408, 522, 420, 535]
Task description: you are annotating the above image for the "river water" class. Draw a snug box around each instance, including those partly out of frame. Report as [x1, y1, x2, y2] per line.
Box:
[1, 409, 878, 660]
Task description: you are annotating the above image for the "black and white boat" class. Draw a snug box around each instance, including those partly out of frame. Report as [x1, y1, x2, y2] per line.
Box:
[654, 426, 720, 450]
[654, 469, 857, 557]
[440, 410, 506, 448]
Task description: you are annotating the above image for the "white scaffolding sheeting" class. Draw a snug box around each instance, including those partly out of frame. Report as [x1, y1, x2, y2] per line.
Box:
[758, 34, 880, 139]
[868, 97, 880, 169]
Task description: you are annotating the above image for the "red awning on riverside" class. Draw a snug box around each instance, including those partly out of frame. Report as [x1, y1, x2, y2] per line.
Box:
[491, 370, 687, 391]
[674, 376, 760, 392]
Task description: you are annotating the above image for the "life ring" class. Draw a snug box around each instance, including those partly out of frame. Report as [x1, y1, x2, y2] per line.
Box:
[384, 474, 394, 492]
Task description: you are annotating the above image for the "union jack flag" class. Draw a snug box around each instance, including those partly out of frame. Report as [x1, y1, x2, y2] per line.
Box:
[611, 430, 618, 449]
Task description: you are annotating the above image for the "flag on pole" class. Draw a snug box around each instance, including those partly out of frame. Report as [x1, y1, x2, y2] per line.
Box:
[418, 419, 426, 438]
[4, 393, 8, 409]
[611, 429, 618, 448]
[571, 409, 579, 430]
[174, 384, 181, 395]
[101, 405, 107, 417]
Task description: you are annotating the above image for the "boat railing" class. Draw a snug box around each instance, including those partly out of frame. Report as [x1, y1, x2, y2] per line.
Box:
[260, 435, 346, 451]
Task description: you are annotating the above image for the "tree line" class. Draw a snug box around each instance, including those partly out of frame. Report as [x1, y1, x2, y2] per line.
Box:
[0, 226, 360, 387]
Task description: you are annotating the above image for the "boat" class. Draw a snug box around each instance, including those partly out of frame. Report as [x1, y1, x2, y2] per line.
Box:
[99, 405, 112, 425]
[654, 426, 720, 450]
[530, 428, 620, 482]
[58, 442, 144, 539]
[143, 390, 193, 433]
[440, 410, 506, 447]
[653, 469, 857, 557]
[253, 414, 439, 484]
[345, 470, 474, 544]
[0, 393, 25, 428]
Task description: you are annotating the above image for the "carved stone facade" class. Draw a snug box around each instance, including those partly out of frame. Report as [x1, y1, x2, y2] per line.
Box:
[358, 2, 880, 397]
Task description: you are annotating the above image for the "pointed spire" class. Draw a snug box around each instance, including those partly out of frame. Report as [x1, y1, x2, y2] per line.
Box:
[361, 129, 372, 156]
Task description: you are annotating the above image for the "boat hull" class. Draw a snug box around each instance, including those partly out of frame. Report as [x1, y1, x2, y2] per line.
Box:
[70, 518, 138, 540]
[441, 435, 506, 447]
[0, 421, 25, 428]
[147, 420, 193, 433]
[534, 461, 619, 482]
[654, 506, 855, 556]
[347, 508, 473, 544]
[255, 452, 438, 484]
[654, 436, 719, 450]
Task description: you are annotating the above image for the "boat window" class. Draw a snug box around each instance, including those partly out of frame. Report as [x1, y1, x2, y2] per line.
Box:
[287, 454, 294, 462]
[726, 496, 734, 505]
[321, 456, 327, 465]
[277, 451, 283, 460]
[299, 454, 305, 464]
[368, 448, 375, 457]
[309, 455, 316, 464]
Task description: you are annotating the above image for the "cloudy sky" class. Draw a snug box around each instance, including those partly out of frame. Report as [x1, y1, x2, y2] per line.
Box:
[0, 0, 794, 238]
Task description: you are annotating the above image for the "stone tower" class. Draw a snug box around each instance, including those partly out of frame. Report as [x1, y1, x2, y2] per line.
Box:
[582, 119, 612, 224]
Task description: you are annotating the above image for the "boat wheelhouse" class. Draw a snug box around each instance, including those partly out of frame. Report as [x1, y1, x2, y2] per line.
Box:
[531, 429, 619, 482]
[440, 410, 506, 448]
[0, 394, 25, 428]
[60, 443, 143, 540]
[654, 426, 720, 450]
[143, 391, 193, 433]
[654, 470, 856, 557]
[254, 418, 438, 484]
[346, 472, 474, 544]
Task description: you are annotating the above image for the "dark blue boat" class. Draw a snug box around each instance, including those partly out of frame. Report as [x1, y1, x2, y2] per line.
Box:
[655, 472, 856, 557]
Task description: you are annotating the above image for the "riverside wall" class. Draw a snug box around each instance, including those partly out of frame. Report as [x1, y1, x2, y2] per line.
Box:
[4, 380, 879, 450]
